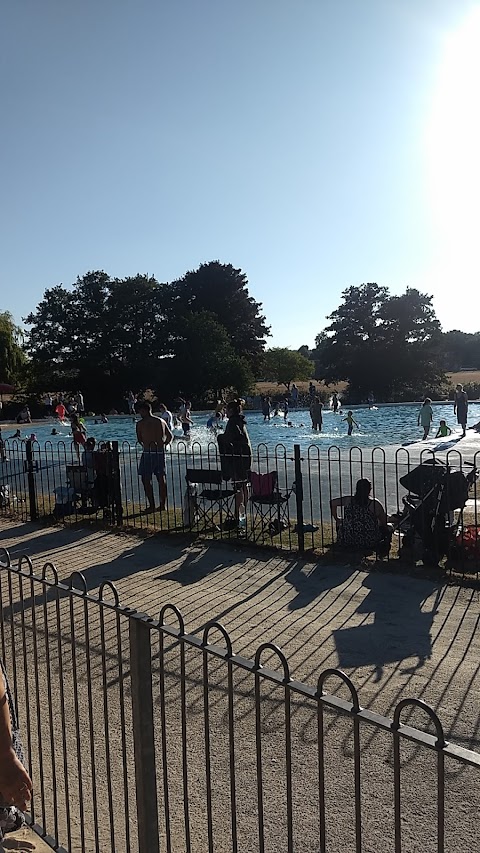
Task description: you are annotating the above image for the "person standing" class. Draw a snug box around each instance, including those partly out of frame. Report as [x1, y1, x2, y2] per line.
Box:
[71, 414, 87, 461]
[332, 391, 339, 413]
[417, 398, 433, 440]
[454, 384, 468, 438]
[76, 390, 84, 415]
[127, 391, 137, 416]
[261, 396, 271, 421]
[181, 401, 193, 437]
[136, 401, 173, 512]
[44, 393, 53, 416]
[218, 399, 252, 518]
[343, 410, 359, 436]
[55, 400, 66, 422]
[290, 384, 299, 407]
[158, 403, 174, 432]
[310, 396, 323, 431]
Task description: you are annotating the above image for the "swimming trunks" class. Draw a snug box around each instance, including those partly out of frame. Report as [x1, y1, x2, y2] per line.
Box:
[138, 450, 165, 478]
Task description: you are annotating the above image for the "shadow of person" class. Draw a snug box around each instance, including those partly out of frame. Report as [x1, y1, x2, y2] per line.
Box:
[333, 572, 441, 682]
[286, 561, 359, 611]
[159, 545, 249, 586]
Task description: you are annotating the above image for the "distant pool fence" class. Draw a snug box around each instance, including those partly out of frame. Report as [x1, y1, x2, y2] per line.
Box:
[0, 438, 479, 576]
[1, 547, 480, 853]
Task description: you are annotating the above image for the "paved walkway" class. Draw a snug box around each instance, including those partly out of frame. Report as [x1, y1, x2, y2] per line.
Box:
[0, 825, 53, 852]
[1, 516, 479, 748]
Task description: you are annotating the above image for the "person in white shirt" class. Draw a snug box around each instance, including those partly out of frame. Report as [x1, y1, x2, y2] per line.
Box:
[158, 403, 174, 432]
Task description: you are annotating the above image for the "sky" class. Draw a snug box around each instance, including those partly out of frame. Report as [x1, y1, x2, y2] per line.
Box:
[2, 0, 479, 348]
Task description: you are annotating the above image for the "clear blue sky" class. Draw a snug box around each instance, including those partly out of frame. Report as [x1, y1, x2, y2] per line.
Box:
[2, 0, 479, 347]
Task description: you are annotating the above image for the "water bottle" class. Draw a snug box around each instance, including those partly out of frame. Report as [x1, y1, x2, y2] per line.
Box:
[238, 503, 246, 531]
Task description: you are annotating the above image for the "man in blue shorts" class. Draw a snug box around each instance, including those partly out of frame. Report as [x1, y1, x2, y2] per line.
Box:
[136, 401, 173, 512]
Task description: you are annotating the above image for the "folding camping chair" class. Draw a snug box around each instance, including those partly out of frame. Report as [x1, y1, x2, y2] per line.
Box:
[185, 468, 237, 530]
[249, 470, 292, 541]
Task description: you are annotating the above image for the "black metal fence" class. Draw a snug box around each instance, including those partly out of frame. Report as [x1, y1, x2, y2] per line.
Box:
[1, 438, 479, 575]
[0, 548, 479, 853]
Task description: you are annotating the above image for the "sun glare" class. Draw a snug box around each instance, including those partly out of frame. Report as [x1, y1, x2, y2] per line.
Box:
[423, 6, 480, 318]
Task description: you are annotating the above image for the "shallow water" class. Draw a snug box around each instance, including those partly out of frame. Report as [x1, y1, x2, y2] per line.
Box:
[8, 403, 480, 451]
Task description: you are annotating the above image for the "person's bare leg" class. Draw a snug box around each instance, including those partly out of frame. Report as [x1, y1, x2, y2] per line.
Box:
[157, 473, 167, 511]
[141, 476, 155, 511]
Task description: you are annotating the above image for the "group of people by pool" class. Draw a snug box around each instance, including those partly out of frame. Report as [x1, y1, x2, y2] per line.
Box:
[417, 384, 475, 440]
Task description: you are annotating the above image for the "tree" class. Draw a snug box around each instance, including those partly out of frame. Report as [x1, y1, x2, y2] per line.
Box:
[442, 330, 480, 370]
[171, 261, 270, 370]
[25, 262, 270, 406]
[263, 348, 312, 389]
[0, 312, 26, 384]
[24, 271, 173, 404]
[169, 312, 255, 403]
[314, 284, 447, 401]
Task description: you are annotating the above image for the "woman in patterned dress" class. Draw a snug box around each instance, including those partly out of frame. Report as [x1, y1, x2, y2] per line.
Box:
[0, 661, 32, 839]
[330, 478, 393, 556]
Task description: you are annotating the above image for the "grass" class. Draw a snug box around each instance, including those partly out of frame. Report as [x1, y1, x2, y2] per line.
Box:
[254, 371, 480, 399]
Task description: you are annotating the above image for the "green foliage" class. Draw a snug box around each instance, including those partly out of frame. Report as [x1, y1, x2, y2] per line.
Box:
[169, 312, 255, 403]
[264, 348, 312, 389]
[443, 330, 480, 370]
[24, 262, 266, 407]
[314, 284, 446, 402]
[170, 261, 270, 371]
[0, 311, 26, 384]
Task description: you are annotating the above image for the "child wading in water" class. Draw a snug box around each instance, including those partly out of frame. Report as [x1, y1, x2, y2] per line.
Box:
[418, 398, 433, 440]
[343, 411, 359, 436]
[435, 420, 452, 438]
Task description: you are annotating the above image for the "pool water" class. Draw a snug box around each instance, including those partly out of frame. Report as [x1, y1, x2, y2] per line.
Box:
[9, 403, 480, 451]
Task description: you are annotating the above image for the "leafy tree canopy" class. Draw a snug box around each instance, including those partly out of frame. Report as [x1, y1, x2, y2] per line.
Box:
[263, 348, 312, 389]
[313, 284, 446, 401]
[0, 311, 26, 385]
[171, 261, 270, 370]
[24, 262, 268, 407]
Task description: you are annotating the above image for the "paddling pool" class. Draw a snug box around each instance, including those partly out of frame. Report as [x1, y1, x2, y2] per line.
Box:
[7, 403, 480, 452]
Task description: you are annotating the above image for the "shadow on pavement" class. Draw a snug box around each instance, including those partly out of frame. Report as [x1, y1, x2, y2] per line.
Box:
[333, 573, 442, 681]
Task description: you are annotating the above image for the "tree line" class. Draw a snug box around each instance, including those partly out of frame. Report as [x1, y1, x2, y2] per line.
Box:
[1, 266, 479, 410]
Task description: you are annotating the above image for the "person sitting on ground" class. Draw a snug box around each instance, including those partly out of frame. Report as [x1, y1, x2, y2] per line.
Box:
[330, 478, 393, 556]
[136, 400, 173, 513]
[16, 407, 31, 425]
[0, 659, 33, 840]
[435, 419, 452, 438]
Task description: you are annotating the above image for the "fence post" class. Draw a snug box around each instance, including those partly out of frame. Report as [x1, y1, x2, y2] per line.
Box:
[293, 444, 304, 553]
[25, 439, 38, 522]
[129, 613, 160, 853]
[111, 441, 123, 526]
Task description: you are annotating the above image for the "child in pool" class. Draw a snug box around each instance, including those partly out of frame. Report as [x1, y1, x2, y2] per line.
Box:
[417, 398, 433, 440]
[435, 420, 452, 438]
[343, 411, 359, 436]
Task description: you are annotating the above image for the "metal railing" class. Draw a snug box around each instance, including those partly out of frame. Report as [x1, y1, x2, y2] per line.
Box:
[0, 548, 479, 852]
[1, 438, 479, 576]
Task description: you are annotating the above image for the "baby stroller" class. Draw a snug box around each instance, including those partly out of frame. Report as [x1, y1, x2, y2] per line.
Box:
[396, 459, 477, 566]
